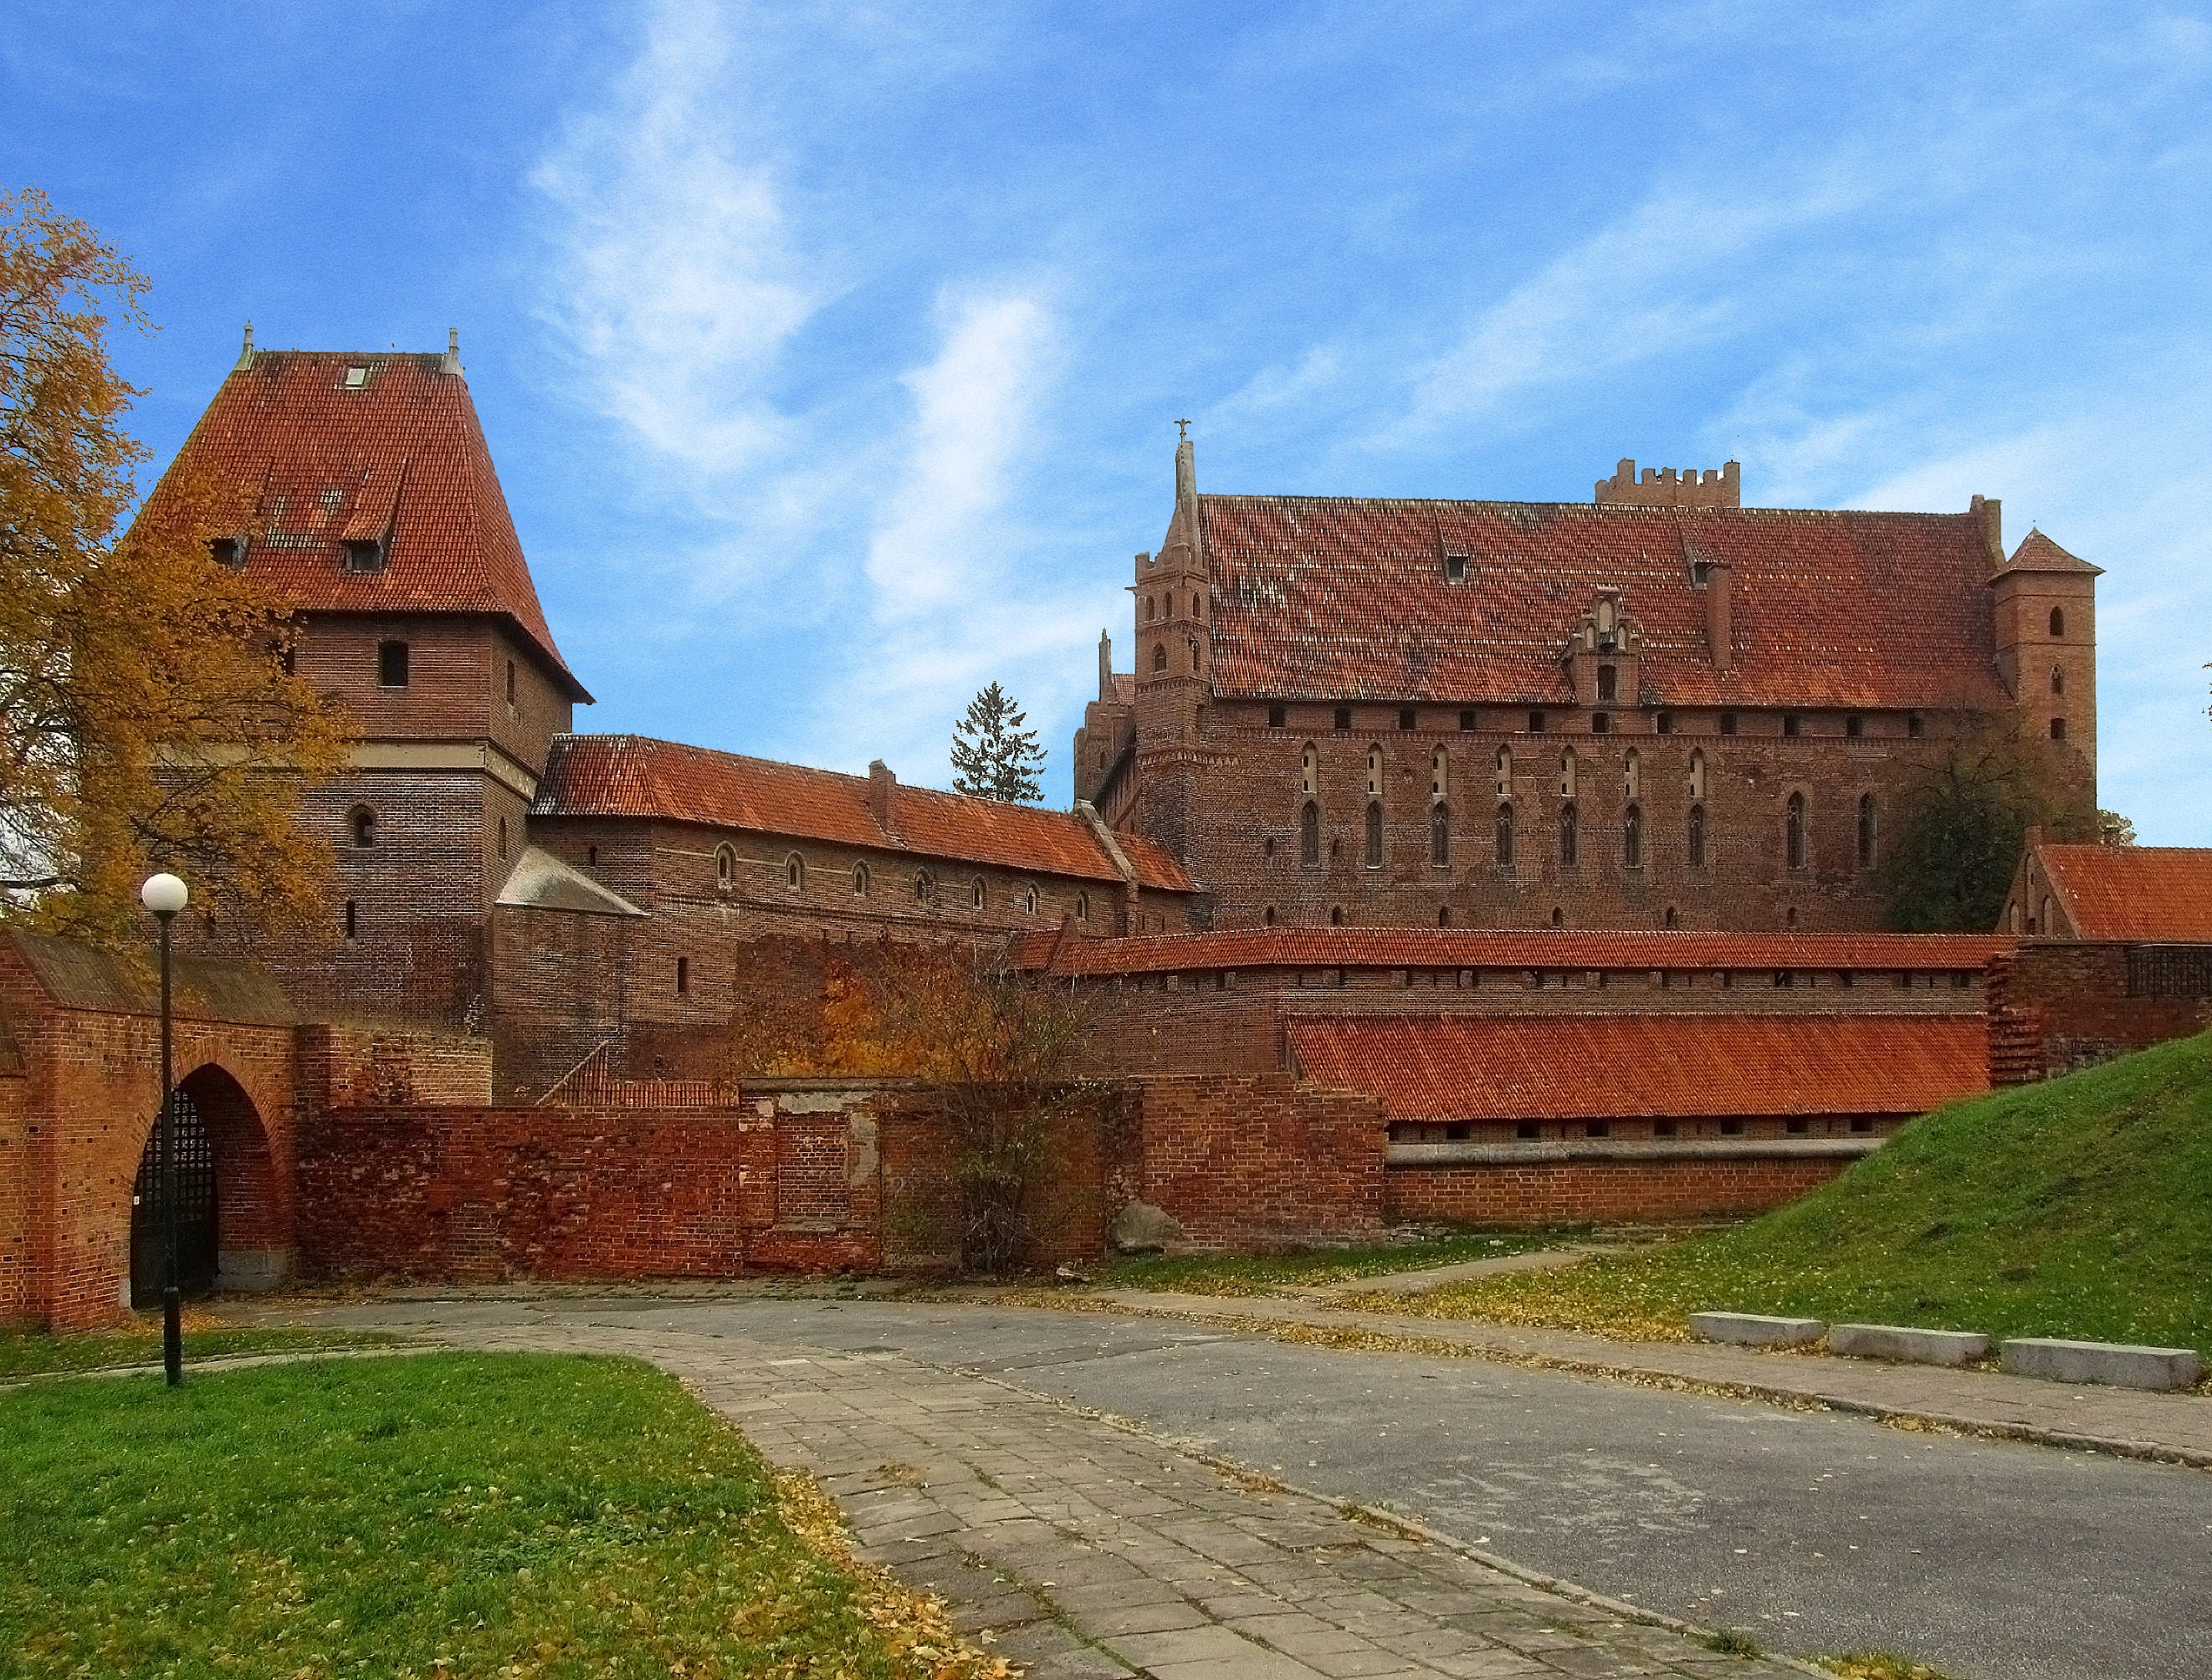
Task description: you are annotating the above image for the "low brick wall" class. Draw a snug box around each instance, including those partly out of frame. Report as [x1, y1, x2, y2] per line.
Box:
[1385, 1150, 1851, 1226]
[1127, 1073, 1385, 1247]
[1987, 944, 2212, 1085]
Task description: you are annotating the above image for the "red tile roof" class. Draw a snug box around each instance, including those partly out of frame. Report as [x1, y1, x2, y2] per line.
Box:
[1196, 495, 2010, 709]
[2006, 530, 2102, 575]
[535, 735, 1196, 891]
[1011, 926, 2011, 976]
[2038, 845, 2212, 940]
[1285, 1012, 1989, 1121]
[141, 349, 587, 698]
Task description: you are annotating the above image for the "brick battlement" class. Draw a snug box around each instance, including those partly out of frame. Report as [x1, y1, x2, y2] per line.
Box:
[1595, 458, 1742, 510]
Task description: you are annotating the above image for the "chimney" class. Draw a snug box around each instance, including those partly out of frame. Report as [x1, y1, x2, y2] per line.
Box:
[1706, 558, 1733, 671]
[441, 328, 462, 376]
[1969, 494, 2003, 566]
[867, 759, 897, 834]
[1098, 630, 1114, 702]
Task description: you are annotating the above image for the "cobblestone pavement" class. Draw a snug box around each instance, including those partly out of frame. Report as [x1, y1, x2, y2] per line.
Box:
[1094, 1291, 2212, 1466]
[373, 1305, 1807, 1680]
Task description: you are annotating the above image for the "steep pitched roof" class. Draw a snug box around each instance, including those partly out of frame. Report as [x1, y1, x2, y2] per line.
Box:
[1010, 926, 2011, 976]
[1285, 1013, 1989, 1121]
[1197, 495, 2010, 709]
[2005, 530, 2102, 576]
[141, 347, 587, 699]
[534, 735, 1196, 892]
[2037, 845, 2212, 940]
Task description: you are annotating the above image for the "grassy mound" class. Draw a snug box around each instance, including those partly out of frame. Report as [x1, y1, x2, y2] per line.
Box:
[1371, 1028, 2212, 1355]
[0, 1352, 1006, 1678]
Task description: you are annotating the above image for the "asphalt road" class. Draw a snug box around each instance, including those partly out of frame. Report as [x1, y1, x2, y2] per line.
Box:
[357, 1295, 2212, 1680]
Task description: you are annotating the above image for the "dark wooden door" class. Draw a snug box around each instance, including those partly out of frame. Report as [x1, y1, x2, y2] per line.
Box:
[130, 1090, 218, 1306]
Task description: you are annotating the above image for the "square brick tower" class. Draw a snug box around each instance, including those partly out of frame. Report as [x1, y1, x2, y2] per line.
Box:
[141, 330, 591, 1024]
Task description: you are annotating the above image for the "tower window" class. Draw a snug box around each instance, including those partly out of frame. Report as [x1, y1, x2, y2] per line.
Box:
[1398, 707, 1416, 731]
[1334, 705, 1352, 731]
[348, 806, 378, 848]
[1719, 712, 1737, 735]
[505, 658, 517, 708]
[377, 640, 409, 688]
[676, 956, 689, 995]
[1528, 709, 1547, 733]
[1152, 643, 1167, 673]
[2049, 606, 2066, 638]
[1656, 712, 1674, 735]
[1591, 712, 1611, 734]
[2051, 667, 2065, 695]
[1596, 664, 1617, 704]
[2050, 716, 2067, 741]
[1268, 704, 1286, 728]
[496, 817, 509, 860]
[1458, 709, 1477, 731]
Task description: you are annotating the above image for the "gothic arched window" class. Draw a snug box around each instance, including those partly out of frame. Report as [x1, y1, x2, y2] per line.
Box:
[1625, 747, 1641, 801]
[348, 805, 378, 848]
[853, 862, 871, 896]
[1688, 803, 1707, 868]
[1623, 803, 1642, 868]
[716, 843, 735, 890]
[1785, 791, 1808, 870]
[1559, 749, 1577, 800]
[1365, 800, 1385, 868]
[1366, 745, 1384, 797]
[914, 868, 935, 903]
[1495, 802, 1515, 868]
[970, 876, 986, 909]
[1689, 748, 1706, 801]
[785, 853, 805, 891]
[2051, 666, 2066, 695]
[1495, 745, 1513, 799]
[1431, 745, 1448, 799]
[1559, 801, 1579, 867]
[1299, 801, 1320, 867]
[1431, 802, 1451, 868]
[1300, 742, 1318, 796]
[2049, 606, 2066, 638]
[1152, 642, 1167, 672]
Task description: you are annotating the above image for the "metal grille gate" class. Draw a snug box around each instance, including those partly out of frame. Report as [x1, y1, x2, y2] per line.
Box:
[130, 1090, 218, 1306]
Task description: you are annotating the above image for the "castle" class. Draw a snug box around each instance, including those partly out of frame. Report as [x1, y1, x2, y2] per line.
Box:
[1074, 439, 2098, 933]
[0, 335, 2133, 1329]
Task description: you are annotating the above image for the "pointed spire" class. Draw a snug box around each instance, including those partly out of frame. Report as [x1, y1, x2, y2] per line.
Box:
[441, 327, 462, 376]
[233, 320, 256, 372]
[1169, 422, 1201, 566]
[1098, 629, 1113, 701]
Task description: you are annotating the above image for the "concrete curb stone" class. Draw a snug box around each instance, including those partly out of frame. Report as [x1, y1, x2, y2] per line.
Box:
[2001, 1338, 2205, 1392]
[1689, 1312, 1826, 1347]
[1825, 1324, 1989, 1366]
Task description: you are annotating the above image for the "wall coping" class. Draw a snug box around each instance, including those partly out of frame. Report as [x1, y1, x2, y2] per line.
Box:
[1386, 1137, 1883, 1167]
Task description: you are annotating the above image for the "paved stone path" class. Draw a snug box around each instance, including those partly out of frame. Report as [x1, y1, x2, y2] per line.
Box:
[1097, 1290, 2212, 1467]
[1282, 1250, 1605, 1301]
[420, 1314, 1808, 1679]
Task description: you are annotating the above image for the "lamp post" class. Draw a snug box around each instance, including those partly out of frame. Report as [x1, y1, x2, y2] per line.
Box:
[141, 872, 189, 1386]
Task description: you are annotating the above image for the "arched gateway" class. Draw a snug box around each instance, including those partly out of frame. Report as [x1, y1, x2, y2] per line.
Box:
[126, 1064, 283, 1306]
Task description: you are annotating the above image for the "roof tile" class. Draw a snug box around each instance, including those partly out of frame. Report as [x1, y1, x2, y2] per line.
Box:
[1286, 1012, 1989, 1120]
[2039, 845, 2212, 940]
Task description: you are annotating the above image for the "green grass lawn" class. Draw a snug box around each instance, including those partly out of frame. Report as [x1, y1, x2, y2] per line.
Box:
[0, 1314, 397, 1380]
[1, 1351, 1002, 1678]
[1096, 1226, 1578, 1295]
[1359, 1029, 2212, 1356]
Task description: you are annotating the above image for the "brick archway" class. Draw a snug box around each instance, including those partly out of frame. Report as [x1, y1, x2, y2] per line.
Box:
[124, 1063, 288, 1306]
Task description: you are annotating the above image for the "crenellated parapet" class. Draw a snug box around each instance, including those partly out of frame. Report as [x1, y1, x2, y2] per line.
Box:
[1595, 458, 1741, 510]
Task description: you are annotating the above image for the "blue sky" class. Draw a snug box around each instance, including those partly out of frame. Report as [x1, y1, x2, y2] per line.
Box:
[8, 1, 2209, 837]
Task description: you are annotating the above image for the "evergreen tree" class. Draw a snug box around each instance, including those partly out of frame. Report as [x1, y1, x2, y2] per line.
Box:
[950, 682, 1045, 803]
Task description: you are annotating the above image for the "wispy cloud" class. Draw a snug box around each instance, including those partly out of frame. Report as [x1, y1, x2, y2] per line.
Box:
[530, 0, 818, 482]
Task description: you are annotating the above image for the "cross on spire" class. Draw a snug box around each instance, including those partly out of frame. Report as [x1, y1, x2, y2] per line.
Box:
[1175, 417, 1191, 441]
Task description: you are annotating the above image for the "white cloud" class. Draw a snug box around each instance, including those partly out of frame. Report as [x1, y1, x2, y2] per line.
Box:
[530, 0, 819, 481]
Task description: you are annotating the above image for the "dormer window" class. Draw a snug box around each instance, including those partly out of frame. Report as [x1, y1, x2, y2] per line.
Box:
[208, 535, 249, 568]
[343, 365, 369, 390]
[1444, 553, 1468, 582]
[342, 538, 385, 573]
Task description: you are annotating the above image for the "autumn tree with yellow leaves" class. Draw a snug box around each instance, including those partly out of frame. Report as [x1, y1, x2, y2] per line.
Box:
[0, 188, 345, 941]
